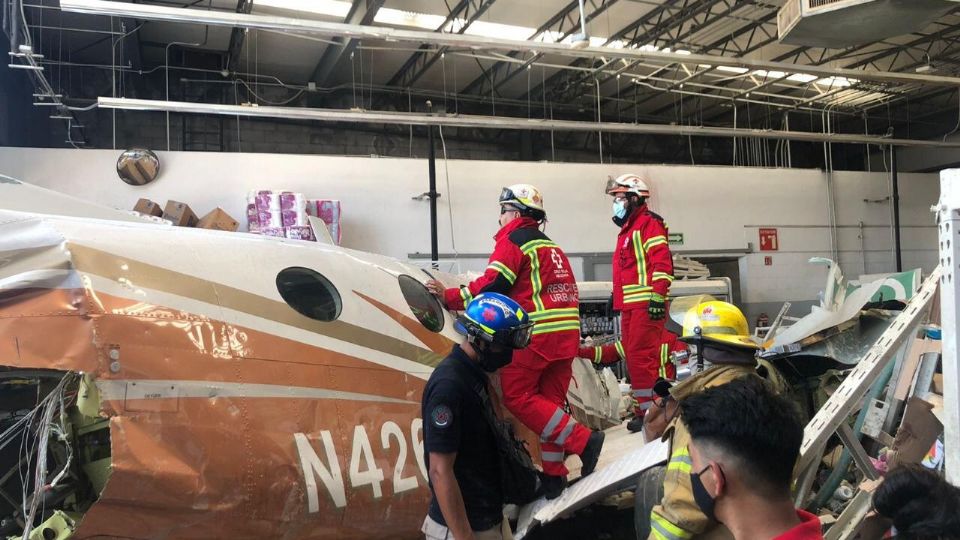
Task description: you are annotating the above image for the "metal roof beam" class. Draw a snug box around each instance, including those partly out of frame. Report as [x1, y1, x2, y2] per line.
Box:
[459, 0, 621, 97]
[60, 0, 960, 87]
[613, 8, 780, 118]
[385, 0, 498, 89]
[309, 0, 386, 86]
[98, 96, 960, 148]
[225, 0, 252, 72]
[683, 24, 960, 125]
[518, 0, 688, 103]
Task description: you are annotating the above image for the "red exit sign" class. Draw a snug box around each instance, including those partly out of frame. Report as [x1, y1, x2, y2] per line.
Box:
[759, 228, 779, 251]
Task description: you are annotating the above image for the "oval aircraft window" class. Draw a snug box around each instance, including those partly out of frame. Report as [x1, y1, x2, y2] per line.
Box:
[398, 275, 445, 333]
[276, 267, 342, 322]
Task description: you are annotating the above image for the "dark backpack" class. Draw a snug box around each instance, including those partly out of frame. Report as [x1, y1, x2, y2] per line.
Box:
[474, 382, 542, 505]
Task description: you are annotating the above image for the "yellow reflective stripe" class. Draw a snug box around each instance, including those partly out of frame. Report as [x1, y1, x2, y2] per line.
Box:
[666, 459, 692, 474]
[651, 529, 670, 540]
[532, 321, 580, 335]
[667, 445, 692, 472]
[661, 343, 671, 377]
[623, 284, 653, 293]
[633, 231, 648, 287]
[615, 341, 626, 360]
[487, 261, 517, 284]
[528, 308, 580, 321]
[644, 235, 668, 251]
[652, 272, 675, 283]
[650, 513, 694, 540]
[623, 293, 654, 304]
[528, 251, 546, 312]
[593, 347, 602, 364]
[459, 287, 473, 309]
[519, 239, 557, 254]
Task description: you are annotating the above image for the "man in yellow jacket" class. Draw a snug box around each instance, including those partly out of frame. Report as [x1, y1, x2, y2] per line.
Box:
[640, 300, 788, 540]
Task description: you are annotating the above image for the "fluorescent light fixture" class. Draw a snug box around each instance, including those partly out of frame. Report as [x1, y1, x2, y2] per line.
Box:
[375, 8, 449, 32]
[60, 0, 960, 88]
[255, 0, 350, 18]
[96, 96, 960, 148]
[787, 73, 818, 83]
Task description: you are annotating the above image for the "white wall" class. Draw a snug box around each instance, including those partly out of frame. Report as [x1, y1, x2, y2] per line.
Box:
[0, 147, 941, 320]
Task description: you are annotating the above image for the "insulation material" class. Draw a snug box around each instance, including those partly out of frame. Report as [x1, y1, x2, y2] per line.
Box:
[567, 360, 621, 431]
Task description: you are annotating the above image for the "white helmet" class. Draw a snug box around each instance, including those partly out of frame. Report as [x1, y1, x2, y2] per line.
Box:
[606, 173, 650, 198]
[499, 184, 545, 213]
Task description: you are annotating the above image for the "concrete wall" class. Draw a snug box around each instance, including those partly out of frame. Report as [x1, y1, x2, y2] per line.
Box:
[0, 147, 940, 323]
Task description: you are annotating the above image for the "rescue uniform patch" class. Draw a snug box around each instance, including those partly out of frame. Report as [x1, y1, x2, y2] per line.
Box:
[431, 404, 453, 428]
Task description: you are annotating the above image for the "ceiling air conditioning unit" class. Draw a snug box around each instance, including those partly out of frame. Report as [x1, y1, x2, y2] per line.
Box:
[778, 0, 959, 48]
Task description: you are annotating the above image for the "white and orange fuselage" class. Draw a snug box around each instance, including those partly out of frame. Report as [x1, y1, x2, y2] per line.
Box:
[0, 207, 462, 539]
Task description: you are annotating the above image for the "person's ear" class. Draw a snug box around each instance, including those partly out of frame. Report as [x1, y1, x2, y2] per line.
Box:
[708, 462, 725, 497]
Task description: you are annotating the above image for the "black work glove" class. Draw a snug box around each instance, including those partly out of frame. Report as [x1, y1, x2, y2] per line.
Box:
[648, 293, 666, 320]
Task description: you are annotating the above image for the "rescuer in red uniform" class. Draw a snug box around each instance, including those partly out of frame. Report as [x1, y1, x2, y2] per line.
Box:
[607, 174, 674, 433]
[578, 328, 682, 381]
[426, 184, 604, 499]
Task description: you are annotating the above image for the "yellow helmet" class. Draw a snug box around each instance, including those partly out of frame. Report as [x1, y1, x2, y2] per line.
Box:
[499, 184, 545, 213]
[680, 300, 759, 350]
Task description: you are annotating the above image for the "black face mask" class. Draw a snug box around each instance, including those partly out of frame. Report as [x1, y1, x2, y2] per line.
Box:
[477, 346, 514, 373]
[691, 465, 719, 522]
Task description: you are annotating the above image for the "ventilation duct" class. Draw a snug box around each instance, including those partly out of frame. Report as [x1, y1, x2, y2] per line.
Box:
[778, 0, 960, 48]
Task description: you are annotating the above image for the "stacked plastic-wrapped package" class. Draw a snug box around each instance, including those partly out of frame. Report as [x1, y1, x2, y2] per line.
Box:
[246, 190, 316, 241]
[306, 200, 342, 245]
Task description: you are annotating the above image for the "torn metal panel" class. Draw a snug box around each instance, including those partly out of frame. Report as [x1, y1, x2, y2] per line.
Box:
[770, 261, 919, 349]
[0, 177, 153, 224]
[798, 267, 940, 471]
[515, 437, 669, 539]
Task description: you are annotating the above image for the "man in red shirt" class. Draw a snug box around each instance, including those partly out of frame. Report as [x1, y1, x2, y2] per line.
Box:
[606, 174, 674, 432]
[427, 184, 604, 499]
[679, 377, 823, 540]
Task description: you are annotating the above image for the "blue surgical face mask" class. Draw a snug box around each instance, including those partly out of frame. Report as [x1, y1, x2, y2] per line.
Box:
[612, 199, 627, 220]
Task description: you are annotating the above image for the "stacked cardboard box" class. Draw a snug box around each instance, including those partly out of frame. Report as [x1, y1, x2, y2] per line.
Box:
[162, 201, 199, 227]
[132, 199, 238, 231]
[197, 208, 240, 232]
[246, 190, 317, 241]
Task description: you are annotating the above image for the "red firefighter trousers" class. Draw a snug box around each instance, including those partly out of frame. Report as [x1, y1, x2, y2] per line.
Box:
[621, 309, 664, 417]
[500, 348, 592, 477]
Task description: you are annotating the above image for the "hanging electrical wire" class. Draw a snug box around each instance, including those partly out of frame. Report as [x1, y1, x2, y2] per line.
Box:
[438, 126, 458, 262]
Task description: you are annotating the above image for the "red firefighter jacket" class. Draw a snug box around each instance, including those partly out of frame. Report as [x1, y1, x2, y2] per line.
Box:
[442, 217, 579, 359]
[612, 204, 674, 311]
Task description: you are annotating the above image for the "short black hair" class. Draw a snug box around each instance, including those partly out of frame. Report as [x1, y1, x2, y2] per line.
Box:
[679, 376, 802, 498]
[873, 465, 960, 540]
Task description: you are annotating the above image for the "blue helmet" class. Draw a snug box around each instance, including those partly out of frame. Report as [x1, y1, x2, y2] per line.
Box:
[456, 293, 534, 350]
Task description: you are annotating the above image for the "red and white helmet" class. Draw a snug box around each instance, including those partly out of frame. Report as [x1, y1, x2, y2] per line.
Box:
[499, 184, 545, 213]
[606, 173, 651, 198]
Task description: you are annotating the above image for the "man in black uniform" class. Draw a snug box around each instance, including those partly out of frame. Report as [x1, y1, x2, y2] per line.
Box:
[421, 292, 535, 540]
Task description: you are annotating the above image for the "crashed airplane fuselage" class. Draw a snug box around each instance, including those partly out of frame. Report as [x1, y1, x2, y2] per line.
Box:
[1, 205, 464, 539]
